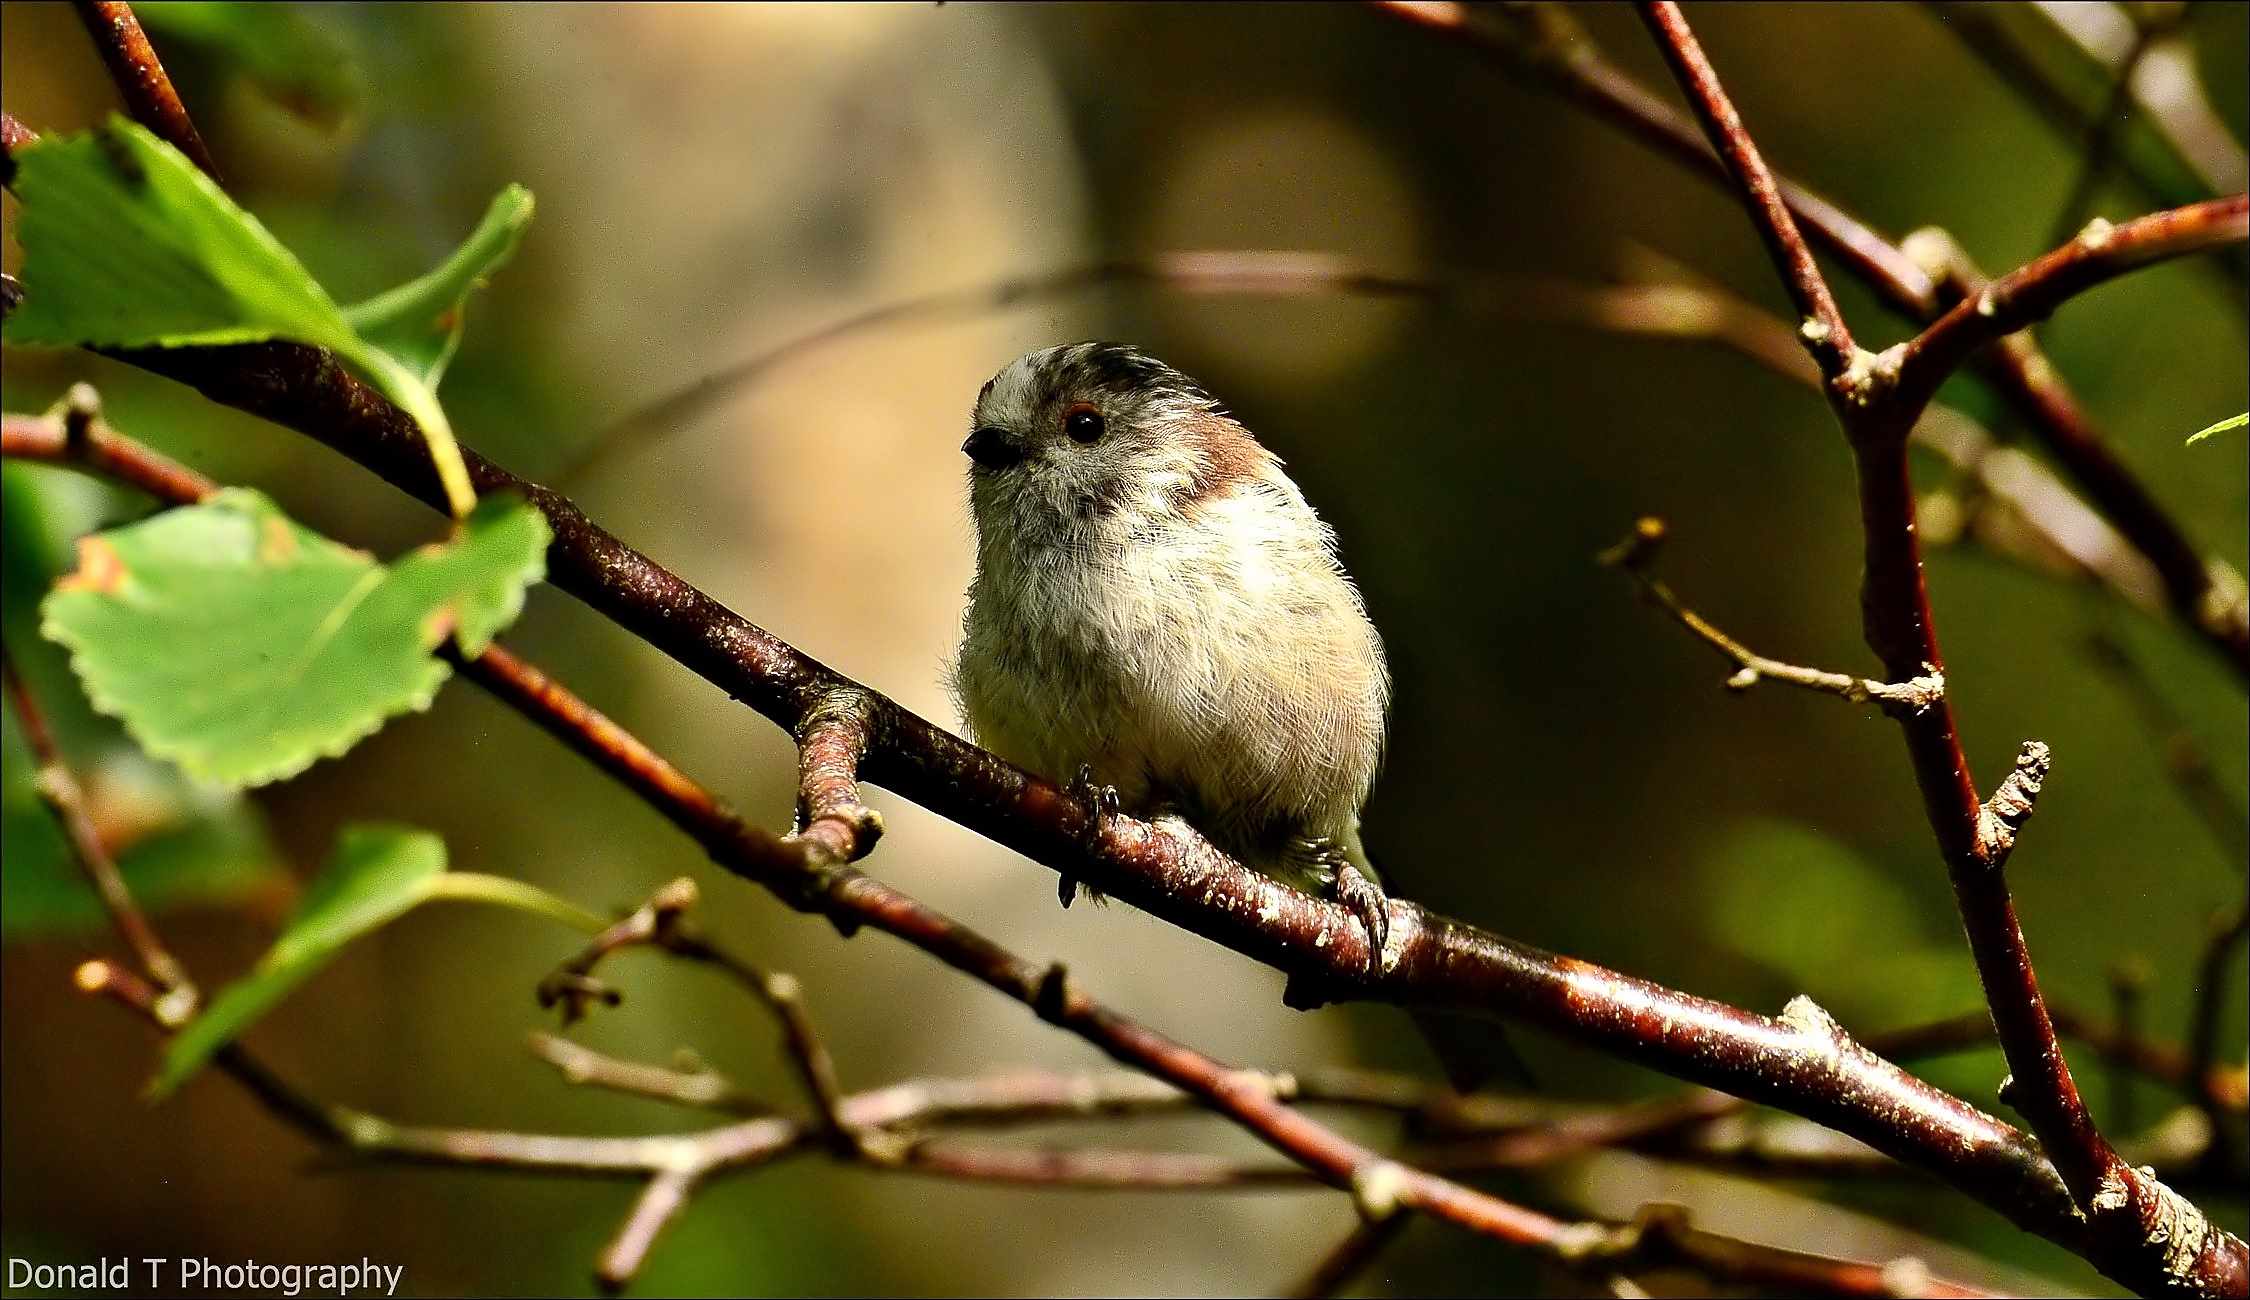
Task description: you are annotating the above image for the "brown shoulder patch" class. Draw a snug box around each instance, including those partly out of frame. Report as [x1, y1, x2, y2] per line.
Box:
[1183, 411, 1274, 502]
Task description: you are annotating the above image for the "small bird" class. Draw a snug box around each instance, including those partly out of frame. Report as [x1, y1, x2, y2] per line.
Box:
[950, 342, 1395, 968]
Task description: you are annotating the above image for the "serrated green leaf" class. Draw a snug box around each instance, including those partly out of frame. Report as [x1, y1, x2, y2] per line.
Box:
[3, 466, 288, 937]
[343, 185, 534, 387]
[134, 2, 366, 129]
[40, 489, 549, 788]
[154, 823, 444, 1096]
[2, 119, 535, 517]
[2187, 412, 2247, 445]
[3, 119, 359, 353]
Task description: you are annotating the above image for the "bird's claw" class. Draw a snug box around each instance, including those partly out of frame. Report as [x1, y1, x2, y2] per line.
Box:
[1332, 860, 1389, 976]
[1061, 764, 1119, 909]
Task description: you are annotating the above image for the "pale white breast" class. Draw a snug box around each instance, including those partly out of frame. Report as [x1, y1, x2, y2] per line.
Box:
[953, 472, 1388, 867]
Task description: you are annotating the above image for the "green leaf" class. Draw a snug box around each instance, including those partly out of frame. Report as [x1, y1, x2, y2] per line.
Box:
[3, 118, 360, 353]
[343, 185, 534, 387]
[40, 489, 550, 788]
[2, 119, 535, 516]
[155, 823, 445, 1096]
[133, 2, 367, 129]
[153, 824, 604, 1096]
[3, 466, 288, 937]
[2187, 412, 2247, 445]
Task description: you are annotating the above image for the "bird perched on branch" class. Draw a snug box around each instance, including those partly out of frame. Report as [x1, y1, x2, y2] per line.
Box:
[950, 341, 1395, 968]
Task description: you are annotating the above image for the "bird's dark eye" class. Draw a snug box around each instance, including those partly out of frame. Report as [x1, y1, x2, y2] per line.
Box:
[1063, 403, 1104, 443]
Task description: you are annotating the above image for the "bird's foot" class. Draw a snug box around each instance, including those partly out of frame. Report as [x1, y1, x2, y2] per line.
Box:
[1332, 858, 1390, 977]
[1061, 764, 1120, 909]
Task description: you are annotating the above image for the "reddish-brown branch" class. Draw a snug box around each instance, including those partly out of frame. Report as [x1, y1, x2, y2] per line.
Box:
[69, 1, 220, 179]
[0, 403, 1576, 1270]
[4, 656, 197, 1009]
[1898, 196, 2250, 411]
[1636, 7, 2245, 1295]
[1369, 0, 2250, 681]
[2, 396, 2099, 1282]
[1636, 2, 1855, 379]
[63, 342, 2106, 1234]
[2, 457, 196, 1010]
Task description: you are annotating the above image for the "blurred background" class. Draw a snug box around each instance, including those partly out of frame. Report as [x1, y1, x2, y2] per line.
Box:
[2, 2, 2244, 1294]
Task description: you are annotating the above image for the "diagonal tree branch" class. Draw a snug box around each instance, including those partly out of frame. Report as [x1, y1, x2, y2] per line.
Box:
[69, 0, 220, 179]
[0, 369, 2091, 1275]
[1634, 6, 2245, 1296]
[1635, 1, 1857, 381]
[1897, 196, 2249, 410]
[0, 404, 1571, 1268]
[1369, 0, 2250, 681]
[83, 336, 2105, 1238]
[1600, 515, 1945, 711]
[3, 641, 196, 1014]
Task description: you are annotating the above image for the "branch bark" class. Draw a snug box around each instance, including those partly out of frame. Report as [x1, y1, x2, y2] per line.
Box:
[1634, 6, 2246, 1295]
[86, 336, 2103, 1246]
[69, 0, 220, 178]
[1370, 0, 2250, 681]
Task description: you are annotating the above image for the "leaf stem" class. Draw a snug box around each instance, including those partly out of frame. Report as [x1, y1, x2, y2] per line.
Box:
[351, 345, 477, 518]
[421, 872, 608, 934]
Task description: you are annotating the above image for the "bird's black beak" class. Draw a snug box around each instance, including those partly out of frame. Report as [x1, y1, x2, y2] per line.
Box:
[962, 426, 1024, 470]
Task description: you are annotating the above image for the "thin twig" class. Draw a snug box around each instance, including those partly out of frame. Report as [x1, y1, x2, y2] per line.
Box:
[1896, 195, 2249, 411]
[1634, 6, 2245, 1293]
[2, 454, 197, 1012]
[528, 1034, 770, 1116]
[1368, 1, 2250, 680]
[539, 878, 860, 1150]
[1600, 517, 1945, 712]
[68, 1, 220, 178]
[1636, 2, 1856, 380]
[596, 1168, 698, 1294]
